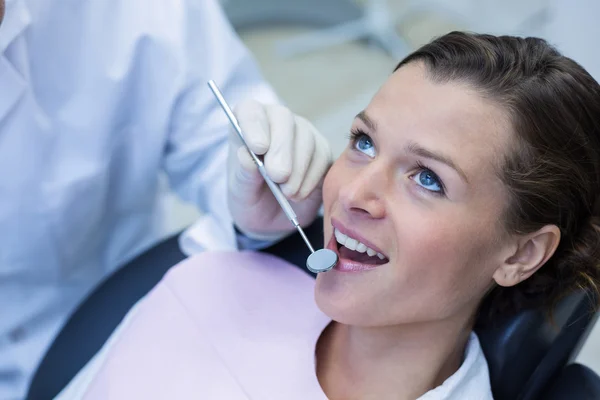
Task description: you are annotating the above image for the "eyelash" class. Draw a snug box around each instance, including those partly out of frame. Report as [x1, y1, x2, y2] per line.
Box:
[347, 127, 367, 143]
[347, 128, 447, 197]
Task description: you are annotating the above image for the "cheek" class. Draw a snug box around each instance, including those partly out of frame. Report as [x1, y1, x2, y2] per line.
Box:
[322, 163, 340, 203]
[400, 216, 473, 267]
[392, 212, 500, 315]
[321, 164, 343, 244]
[322, 161, 346, 220]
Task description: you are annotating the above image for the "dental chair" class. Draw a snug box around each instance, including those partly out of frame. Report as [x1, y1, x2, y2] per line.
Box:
[27, 217, 600, 400]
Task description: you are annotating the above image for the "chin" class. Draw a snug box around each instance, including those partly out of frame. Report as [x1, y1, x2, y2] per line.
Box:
[314, 274, 374, 326]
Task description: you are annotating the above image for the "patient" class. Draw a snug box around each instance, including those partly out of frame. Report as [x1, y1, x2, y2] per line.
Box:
[59, 32, 600, 399]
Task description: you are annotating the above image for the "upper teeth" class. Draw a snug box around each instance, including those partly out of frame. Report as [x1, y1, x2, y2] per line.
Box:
[334, 228, 386, 260]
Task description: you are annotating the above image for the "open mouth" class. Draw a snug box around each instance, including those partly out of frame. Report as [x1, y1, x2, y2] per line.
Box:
[328, 226, 390, 271]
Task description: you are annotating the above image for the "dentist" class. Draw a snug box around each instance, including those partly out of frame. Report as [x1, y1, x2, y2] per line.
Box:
[0, 0, 331, 398]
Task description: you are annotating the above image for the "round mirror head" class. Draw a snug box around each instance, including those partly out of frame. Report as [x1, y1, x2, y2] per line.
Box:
[306, 249, 338, 273]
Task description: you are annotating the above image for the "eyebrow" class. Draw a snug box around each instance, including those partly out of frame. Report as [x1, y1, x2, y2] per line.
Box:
[356, 111, 377, 132]
[406, 141, 469, 183]
[356, 110, 469, 182]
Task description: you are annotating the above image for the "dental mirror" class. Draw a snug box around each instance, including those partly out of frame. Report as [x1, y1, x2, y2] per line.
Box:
[306, 248, 338, 273]
[207, 80, 338, 273]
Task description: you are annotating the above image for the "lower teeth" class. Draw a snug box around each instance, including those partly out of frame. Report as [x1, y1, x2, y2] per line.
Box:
[338, 245, 387, 264]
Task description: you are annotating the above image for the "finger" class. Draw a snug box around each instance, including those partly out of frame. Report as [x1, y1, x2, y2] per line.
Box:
[236, 147, 260, 182]
[263, 105, 295, 183]
[229, 146, 260, 187]
[233, 100, 270, 155]
[279, 115, 316, 198]
[296, 130, 333, 200]
[228, 147, 263, 205]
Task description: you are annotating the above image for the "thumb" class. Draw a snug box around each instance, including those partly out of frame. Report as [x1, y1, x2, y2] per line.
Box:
[234, 147, 261, 183]
[229, 146, 265, 204]
[296, 177, 326, 226]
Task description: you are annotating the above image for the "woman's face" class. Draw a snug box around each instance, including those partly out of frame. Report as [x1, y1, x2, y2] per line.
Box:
[317, 63, 516, 328]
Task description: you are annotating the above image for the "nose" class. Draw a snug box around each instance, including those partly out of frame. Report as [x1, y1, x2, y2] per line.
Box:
[338, 162, 387, 219]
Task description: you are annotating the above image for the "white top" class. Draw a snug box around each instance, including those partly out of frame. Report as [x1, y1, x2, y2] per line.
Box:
[57, 252, 494, 400]
[0, 0, 276, 397]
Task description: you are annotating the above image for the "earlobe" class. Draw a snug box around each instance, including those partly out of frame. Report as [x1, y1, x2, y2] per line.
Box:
[493, 265, 521, 287]
[493, 225, 561, 287]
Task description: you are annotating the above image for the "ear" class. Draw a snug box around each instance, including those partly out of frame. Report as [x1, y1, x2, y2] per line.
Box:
[493, 225, 561, 287]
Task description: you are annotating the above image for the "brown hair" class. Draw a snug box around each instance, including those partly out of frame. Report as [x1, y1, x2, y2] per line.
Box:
[395, 31, 600, 320]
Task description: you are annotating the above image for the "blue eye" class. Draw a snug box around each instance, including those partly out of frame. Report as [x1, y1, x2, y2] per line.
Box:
[350, 130, 376, 157]
[413, 165, 445, 195]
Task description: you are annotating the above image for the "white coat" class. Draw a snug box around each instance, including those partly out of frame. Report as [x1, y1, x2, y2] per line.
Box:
[0, 0, 277, 397]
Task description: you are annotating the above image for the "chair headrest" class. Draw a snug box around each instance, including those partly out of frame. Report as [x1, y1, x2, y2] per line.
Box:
[475, 291, 598, 400]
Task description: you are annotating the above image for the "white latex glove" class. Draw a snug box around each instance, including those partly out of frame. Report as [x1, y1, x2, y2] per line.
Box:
[228, 100, 332, 241]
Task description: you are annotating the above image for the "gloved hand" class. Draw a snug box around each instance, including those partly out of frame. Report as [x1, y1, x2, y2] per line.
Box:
[228, 100, 333, 241]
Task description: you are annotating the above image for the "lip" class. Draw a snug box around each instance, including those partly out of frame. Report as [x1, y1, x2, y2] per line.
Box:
[330, 218, 388, 258]
[328, 218, 389, 273]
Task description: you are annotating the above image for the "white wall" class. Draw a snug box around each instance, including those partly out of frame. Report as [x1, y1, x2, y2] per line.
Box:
[543, 0, 600, 81]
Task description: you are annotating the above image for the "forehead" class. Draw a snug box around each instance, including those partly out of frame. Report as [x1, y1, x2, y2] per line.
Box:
[365, 63, 513, 179]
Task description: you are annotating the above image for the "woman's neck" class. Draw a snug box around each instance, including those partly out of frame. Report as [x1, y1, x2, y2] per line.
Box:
[316, 316, 473, 400]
